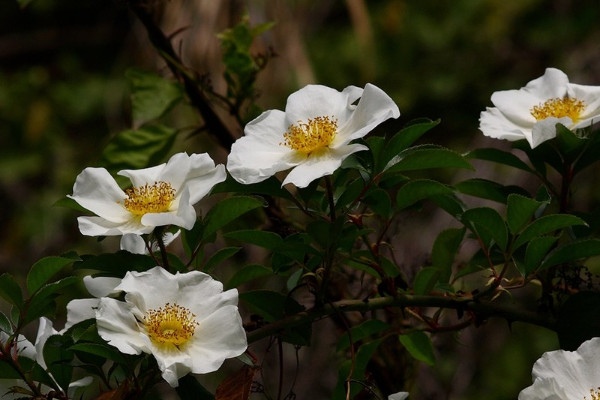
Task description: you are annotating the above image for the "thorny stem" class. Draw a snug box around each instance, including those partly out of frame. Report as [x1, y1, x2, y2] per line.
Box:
[246, 294, 557, 344]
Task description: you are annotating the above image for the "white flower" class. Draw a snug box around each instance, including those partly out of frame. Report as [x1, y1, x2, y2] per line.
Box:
[479, 68, 600, 148]
[69, 152, 226, 236]
[94, 267, 247, 387]
[519, 337, 600, 399]
[227, 83, 400, 188]
[119, 231, 181, 255]
[389, 392, 409, 400]
[65, 275, 122, 331]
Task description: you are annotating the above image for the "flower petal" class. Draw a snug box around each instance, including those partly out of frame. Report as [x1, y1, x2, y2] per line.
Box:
[282, 144, 367, 188]
[285, 84, 363, 126]
[527, 117, 571, 148]
[479, 107, 529, 142]
[118, 164, 165, 188]
[335, 83, 400, 144]
[96, 298, 148, 355]
[83, 275, 122, 298]
[77, 216, 151, 236]
[68, 168, 130, 223]
[64, 298, 100, 330]
[116, 267, 179, 311]
[120, 233, 148, 254]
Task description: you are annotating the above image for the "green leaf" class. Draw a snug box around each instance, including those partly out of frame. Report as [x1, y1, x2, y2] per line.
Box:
[239, 290, 304, 322]
[202, 196, 265, 241]
[397, 179, 454, 210]
[506, 194, 546, 234]
[462, 207, 508, 251]
[0, 311, 12, 334]
[212, 175, 292, 200]
[540, 239, 600, 270]
[465, 148, 533, 172]
[226, 264, 271, 290]
[203, 247, 241, 274]
[0, 274, 22, 308]
[100, 124, 177, 172]
[334, 339, 384, 399]
[74, 251, 156, 275]
[125, 68, 183, 128]
[25, 277, 79, 324]
[455, 178, 529, 204]
[413, 267, 440, 295]
[224, 230, 283, 250]
[43, 335, 74, 392]
[555, 123, 586, 162]
[70, 343, 127, 364]
[398, 331, 436, 366]
[431, 228, 465, 282]
[513, 214, 588, 250]
[557, 291, 600, 350]
[522, 236, 559, 275]
[386, 145, 473, 173]
[176, 375, 215, 400]
[363, 188, 392, 217]
[336, 320, 390, 351]
[27, 256, 78, 295]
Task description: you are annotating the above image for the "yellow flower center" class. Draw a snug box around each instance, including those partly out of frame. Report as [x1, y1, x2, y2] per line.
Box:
[145, 303, 198, 347]
[584, 388, 600, 400]
[530, 97, 586, 122]
[281, 116, 338, 154]
[123, 181, 175, 216]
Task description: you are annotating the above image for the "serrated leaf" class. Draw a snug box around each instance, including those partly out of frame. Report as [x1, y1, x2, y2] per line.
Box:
[398, 331, 436, 366]
[363, 188, 392, 217]
[386, 146, 473, 173]
[125, 68, 183, 128]
[0, 274, 22, 308]
[202, 196, 265, 241]
[381, 119, 440, 170]
[224, 230, 283, 250]
[397, 179, 454, 210]
[506, 194, 545, 234]
[27, 256, 78, 295]
[513, 214, 588, 250]
[462, 207, 508, 251]
[540, 239, 600, 270]
[226, 264, 271, 290]
[522, 236, 559, 275]
[413, 267, 440, 295]
[204, 247, 242, 274]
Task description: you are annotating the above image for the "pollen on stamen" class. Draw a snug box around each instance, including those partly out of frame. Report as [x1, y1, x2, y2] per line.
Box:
[530, 96, 586, 122]
[123, 181, 175, 216]
[280, 115, 338, 154]
[144, 303, 199, 347]
[584, 387, 600, 400]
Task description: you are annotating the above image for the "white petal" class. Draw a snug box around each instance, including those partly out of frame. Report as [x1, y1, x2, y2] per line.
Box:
[120, 234, 148, 254]
[34, 317, 59, 368]
[527, 117, 571, 148]
[118, 163, 165, 188]
[282, 144, 367, 188]
[83, 275, 122, 298]
[523, 68, 571, 99]
[570, 82, 600, 122]
[490, 89, 540, 127]
[518, 378, 567, 400]
[64, 298, 101, 330]
[285, 84, 363, 126]
[68, 168, 130, 223]
[116, 267, 179, 311]
[184, 287, 239, 321]
[388, 392, 409, 400]
[227, 110, 298, 184]
[77, 216, 151, 236]
[479, 107, 529, 142]
[335, 83, 400, 144]
[96, 298, 147, 355]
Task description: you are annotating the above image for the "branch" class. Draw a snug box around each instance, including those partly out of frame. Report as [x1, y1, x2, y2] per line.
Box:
[128, 2, 237, 150]
[246, 294, 557, 343]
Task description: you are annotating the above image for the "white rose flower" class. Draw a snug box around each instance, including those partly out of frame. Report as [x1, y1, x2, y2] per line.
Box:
[519, 337, 600, 399]
[227, 83, 400, 188]
[94, 267, 247, 387]
[69, 152, 226, 236]
[119, 231, 181, 255]
[479, 68, 600, 148]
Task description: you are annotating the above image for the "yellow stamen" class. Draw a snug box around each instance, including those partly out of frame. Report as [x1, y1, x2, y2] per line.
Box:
[584, 387, 600, 400]
[145, 303, 198, 347]
[123, 181, 175, 216]
[530, 97, 585, 122]
[281, 116, 337, 154]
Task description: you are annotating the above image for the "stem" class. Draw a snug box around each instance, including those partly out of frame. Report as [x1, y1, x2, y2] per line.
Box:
[154, 228, 171, 271]
[246, 294, 557, 343]
[325, 176, 336, 222]
[276, 338, 283, 400]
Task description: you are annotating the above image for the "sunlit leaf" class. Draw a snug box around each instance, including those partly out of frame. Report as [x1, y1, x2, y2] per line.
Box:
[386, 145, 473, 173]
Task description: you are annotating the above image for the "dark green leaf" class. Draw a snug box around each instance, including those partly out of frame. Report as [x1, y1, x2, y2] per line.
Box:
[337, 320, 390, 351]
[25, 277, 79, 324]
[27, 256, 78, 295]
[555, 123, 586, 162]
[398, 331, 436, 366]
[176, 375, 215, 400]
[455, 178, 529, 204]
[212, 175, 292, 200]
[226, 264, 271, 290]
[203, 247, 241, 274]
[224, 230, 283, 250]
[43, 335, 74, 391]
[462, 207, 508, 251]
[334, 339, 384, 399]
[125, 68, 183, 128]
[540, 239, 600, 270]
[386, 146, 473, 173]
[506, 194, 545, 234]
[465, 148, 533, 172]
[239, 290, 304, 322]
[397, 179, 454, 210]
[381, 119, 440, 171]
[431, 228, 465, 282]
[513, 214, 588, 250]
[70, 343, 126, 364]
[202, 196, 265, 240]
[557, 292, 600, 350]
[74, 251, 156, 275]
[413, 267, 440, 295]
[363, 188, 392, 217]
[523, 236, 559, 275]
[0, 274, 22, 308]
[0, 311, 12, 334]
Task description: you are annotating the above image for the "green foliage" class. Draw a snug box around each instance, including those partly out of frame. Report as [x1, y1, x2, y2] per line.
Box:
[398, 331, 436, 366]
